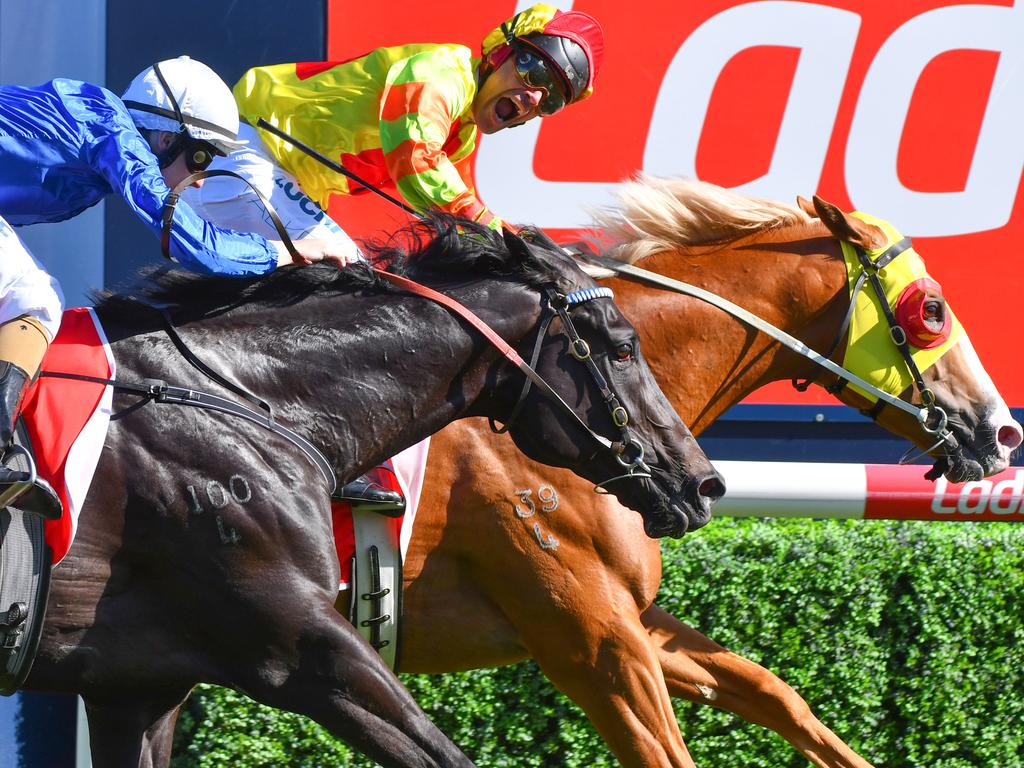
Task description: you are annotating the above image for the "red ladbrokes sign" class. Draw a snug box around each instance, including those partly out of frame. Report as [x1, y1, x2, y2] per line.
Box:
[327, 0, 1023, 406]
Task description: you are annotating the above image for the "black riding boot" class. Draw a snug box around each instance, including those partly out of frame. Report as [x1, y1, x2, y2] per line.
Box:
[333, 473, 405, 517]
[0, 361, 30, 485]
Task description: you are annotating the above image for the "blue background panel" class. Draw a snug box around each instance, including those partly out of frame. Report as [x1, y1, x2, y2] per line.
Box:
[702, 404, 1024, 464]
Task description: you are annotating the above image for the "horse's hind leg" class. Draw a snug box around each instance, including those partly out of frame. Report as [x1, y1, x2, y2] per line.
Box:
[236, 601, 475, 768]
[642, 604, 876, 768]
[83, 688, 190, 768]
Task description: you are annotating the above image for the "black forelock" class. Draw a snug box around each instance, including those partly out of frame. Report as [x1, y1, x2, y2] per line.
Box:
[94, 212, 579, 322]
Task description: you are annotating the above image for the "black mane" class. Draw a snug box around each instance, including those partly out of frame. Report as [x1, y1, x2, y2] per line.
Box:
[95, 213, 573, 322]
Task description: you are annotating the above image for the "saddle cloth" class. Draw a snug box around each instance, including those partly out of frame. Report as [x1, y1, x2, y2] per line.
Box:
[331, 437, 430, 588]
[20, 307, 114, 565]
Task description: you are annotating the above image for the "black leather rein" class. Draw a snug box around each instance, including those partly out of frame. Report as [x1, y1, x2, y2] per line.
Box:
[38, 308, 337, 494]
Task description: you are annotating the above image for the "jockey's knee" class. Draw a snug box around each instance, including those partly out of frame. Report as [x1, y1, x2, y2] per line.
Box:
[0, 314, 51, 377]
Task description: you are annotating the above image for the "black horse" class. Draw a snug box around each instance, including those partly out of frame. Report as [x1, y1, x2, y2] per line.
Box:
[22, 217, 723, 767]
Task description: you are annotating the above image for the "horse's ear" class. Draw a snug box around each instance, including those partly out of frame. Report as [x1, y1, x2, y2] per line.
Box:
[811, 195, 888, 251]
[796, 196, 818, 218]
[502, 227, 533, 263]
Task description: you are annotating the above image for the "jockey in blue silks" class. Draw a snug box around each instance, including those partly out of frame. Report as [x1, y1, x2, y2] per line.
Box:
[0, 56, 359, 488]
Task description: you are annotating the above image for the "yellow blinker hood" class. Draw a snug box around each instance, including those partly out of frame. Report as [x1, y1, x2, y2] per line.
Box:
[840, 212, 963, 402]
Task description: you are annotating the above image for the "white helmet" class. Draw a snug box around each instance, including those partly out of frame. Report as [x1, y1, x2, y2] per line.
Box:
[121, 55, 245, 155]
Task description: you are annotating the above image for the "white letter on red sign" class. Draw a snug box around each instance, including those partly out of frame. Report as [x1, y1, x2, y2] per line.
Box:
[957, 479, 993, 514]
[931, 476, 957, 515]
[990, 470, 1024, 515]
[846, 2, 1024, 236]
[644, 1, 859, 199]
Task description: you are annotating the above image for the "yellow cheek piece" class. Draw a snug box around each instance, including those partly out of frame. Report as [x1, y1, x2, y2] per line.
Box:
[840, 211, 963, 402]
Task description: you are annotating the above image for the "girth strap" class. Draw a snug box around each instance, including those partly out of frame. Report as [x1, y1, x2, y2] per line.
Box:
[39, 370, 336, 492]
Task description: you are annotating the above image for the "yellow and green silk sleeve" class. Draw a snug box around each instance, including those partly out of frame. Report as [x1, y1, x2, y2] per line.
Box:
[379, 50, 502, 230]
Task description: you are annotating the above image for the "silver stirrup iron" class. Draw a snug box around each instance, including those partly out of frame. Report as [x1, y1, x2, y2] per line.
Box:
[0, 444, 37, 509]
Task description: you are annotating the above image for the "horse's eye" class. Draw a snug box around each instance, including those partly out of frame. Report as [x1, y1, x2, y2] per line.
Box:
[615, 342, 634, 362]
[922, 300, 944, 329]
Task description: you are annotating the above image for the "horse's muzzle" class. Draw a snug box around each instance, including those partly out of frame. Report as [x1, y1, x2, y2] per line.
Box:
[643, 470, 726, 539]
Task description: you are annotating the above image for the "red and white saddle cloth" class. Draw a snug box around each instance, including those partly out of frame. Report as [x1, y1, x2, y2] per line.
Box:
[330, 438, 430, 589]
[20, 307, 114, 565]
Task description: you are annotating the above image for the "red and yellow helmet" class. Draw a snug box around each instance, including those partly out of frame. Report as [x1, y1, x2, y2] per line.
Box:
[481, 3, 605, 109]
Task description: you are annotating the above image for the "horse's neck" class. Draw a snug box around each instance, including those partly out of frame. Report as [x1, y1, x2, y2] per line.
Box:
[288, 291, 539, 479]
[107, 287, 534, 483]
[624, 226, 848, 434]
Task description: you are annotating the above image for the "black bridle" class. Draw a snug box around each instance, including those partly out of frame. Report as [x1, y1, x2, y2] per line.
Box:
[490, 285, 651, 489]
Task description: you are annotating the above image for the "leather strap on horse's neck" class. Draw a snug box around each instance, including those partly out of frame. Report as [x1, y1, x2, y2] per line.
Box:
[153, 305, 276, 418]
[38, 368, 337, 493]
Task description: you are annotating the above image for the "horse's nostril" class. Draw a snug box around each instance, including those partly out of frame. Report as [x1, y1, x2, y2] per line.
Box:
[698, 474, 726, 503]
[998, 423, 1023, 451]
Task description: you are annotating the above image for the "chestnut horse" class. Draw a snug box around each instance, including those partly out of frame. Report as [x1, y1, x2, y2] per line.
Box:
[349, 179, 1020, 767]
[22, 216, 723, 767]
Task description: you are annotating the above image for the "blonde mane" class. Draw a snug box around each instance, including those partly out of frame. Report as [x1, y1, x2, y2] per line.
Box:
[591, 174, 813, 264]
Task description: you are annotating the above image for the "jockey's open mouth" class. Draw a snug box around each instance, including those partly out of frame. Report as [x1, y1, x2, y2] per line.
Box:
[494, 94, 528, 127]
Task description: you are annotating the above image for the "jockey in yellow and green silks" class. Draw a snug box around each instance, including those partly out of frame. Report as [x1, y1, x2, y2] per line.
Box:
[225, 3, 605, 233]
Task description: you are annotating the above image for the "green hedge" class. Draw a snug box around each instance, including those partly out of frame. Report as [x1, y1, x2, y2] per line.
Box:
[171, 518, 1024, 768]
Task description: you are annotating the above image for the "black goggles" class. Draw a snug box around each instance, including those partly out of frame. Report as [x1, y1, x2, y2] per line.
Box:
[512, 47, 569, 116]
[184, 140, 219, 173]
[156, 132, 220, 174]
